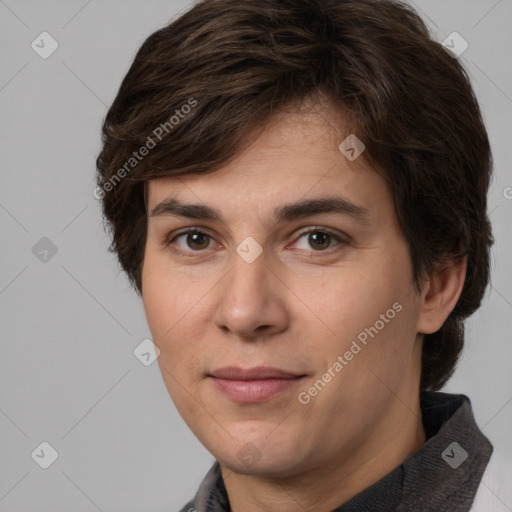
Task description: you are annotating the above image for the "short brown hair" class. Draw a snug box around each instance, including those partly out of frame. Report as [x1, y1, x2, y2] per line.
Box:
[96, 0, 494, 391]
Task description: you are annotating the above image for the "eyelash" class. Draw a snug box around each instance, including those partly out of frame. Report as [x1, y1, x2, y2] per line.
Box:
[163, 227, 349, 258]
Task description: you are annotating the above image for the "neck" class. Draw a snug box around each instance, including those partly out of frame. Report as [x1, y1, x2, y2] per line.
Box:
[222, 388, 426, 512]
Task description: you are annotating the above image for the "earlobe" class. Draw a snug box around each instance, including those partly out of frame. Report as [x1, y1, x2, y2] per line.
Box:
[416, 256, 467, 335]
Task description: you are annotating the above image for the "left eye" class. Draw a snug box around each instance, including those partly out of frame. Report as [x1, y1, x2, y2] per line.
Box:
[294, 229, 344, 252]
[166, 227, 346, 255]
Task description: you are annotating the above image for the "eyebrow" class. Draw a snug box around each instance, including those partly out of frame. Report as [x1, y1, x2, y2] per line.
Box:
[149, 196, 370, 225]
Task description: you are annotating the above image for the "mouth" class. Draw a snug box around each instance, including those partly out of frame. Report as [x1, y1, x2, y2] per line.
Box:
[207, 366, 307, 403]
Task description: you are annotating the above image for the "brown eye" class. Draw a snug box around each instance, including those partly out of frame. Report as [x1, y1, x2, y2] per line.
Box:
[183, 231, 210, 250]
[167, 229, 215, 255]
[307, 231, 331, 250]
[165, 226, 348, 258]
[294, 228, 346, 252]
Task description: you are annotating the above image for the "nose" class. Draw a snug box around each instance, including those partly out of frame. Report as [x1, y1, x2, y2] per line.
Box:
[213, 243, 289, 340]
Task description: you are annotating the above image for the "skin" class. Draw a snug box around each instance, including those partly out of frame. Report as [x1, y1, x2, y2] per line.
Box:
[141, 97, 467, 512]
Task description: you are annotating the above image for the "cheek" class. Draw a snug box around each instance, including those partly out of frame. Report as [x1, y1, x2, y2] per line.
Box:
[142, 258, 209, 379]
[142, 279, 170, 341]
[142, 251, 198, 337]
[143, 272, 205, 418]
[292, 261, 402, 343]
[294, 255, 416, 392]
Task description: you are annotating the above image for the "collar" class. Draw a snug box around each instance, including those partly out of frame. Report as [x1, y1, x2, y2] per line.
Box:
[179, 391, 493, 512]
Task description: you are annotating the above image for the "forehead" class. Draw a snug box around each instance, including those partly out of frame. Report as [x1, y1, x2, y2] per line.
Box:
[146, 105, 392, 225]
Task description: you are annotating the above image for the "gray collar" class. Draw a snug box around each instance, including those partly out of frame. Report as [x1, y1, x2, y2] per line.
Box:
[179, 392, 493, 512]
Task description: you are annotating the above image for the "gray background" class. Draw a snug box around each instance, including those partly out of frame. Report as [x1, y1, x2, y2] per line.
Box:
[0, 0, 511, 510]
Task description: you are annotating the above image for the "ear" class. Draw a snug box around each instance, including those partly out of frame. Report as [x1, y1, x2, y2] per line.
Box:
[416, 256, 467, 335]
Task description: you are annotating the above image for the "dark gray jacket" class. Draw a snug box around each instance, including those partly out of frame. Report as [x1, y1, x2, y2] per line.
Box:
[179, 392, 494, 512]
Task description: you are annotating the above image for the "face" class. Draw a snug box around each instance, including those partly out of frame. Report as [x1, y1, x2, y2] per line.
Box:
[142, 100, 425, 478]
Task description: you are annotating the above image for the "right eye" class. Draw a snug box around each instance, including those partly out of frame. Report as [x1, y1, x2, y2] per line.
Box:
[165, 228, 217, 256]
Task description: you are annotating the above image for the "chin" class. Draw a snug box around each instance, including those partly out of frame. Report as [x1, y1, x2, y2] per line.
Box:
[223, 454, 305, 478]
[213, 435, 311, 478]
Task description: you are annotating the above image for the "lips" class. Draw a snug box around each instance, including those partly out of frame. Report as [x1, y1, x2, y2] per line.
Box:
[209, 366, 303, 380]
[208, 366, 306, 402]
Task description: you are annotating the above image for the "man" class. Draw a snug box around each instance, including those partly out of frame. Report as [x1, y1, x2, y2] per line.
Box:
[96, 0, 508, 510]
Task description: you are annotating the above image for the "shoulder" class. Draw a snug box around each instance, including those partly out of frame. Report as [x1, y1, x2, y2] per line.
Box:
[470, 451, 512, 511]
[178, 505, 197, 512]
